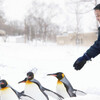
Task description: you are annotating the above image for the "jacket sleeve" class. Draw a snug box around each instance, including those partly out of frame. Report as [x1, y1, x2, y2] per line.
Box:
[86, 28, 100, 58]
[86, 40, 100, 58]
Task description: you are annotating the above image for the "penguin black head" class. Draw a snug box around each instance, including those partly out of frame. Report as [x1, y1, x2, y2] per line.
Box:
[27, 72, 34, 80]
[47, 72, 65, 80]
[0, 79, 8, 88]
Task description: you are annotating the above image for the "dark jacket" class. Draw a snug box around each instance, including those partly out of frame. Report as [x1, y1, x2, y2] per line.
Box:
[86, 27, 100, 58]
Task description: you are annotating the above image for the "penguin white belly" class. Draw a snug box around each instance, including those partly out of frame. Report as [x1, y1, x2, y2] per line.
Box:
[56, 83, 70, 98]
[0, 87, 19, 100]
[25, 83, 47, 100]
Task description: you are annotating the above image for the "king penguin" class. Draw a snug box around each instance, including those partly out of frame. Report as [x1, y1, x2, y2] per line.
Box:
[47, 72, 86, 99]
[18, 71, 64, 100]
[0, 79, 34, 100]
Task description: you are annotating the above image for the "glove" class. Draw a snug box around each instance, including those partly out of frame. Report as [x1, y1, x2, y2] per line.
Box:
[73, 53, 91, 70]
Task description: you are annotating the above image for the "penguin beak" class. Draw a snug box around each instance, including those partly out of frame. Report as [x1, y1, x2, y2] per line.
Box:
[27, 75, 31, 79]
[18, 78, 27, 84]
[0, 81, 3, 84]
[18, 80, 25, 84]
[0, 81, 2, 84]
[47, 73, 57, 77]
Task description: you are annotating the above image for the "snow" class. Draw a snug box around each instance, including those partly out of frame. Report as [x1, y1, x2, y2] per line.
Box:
[64, 94, 100, 100]
[0, 41, 100, 100]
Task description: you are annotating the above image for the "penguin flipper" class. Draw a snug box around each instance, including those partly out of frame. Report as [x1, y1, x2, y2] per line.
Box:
[18, 92, 35, 100]
[31, 79, 49, 100]
[20, 90, 24, 94]
[73, 89, 87, 96]
[43, 87, 64, 100]
[10, 86, 35, 100]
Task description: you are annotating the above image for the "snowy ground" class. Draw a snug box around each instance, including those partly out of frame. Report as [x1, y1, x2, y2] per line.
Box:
[0, 42, 100, 100]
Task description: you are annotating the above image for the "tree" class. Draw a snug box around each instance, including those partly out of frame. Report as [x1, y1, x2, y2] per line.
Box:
[0, 0, 5, 29]
[24, 0, 61, 42]
[0, 0, 7, 42]
[65, 0, 96, 45]
[4, 21, 24, 36]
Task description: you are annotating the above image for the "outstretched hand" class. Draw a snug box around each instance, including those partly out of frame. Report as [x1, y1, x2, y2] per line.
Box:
[73, 57, 86, 70]
[73, 53, 91, 70]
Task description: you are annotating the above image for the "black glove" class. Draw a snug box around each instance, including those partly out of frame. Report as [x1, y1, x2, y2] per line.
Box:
[73, 53, 91, 70]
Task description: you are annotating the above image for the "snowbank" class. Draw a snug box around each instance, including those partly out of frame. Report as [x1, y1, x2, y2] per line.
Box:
[0, 43, 100, 100]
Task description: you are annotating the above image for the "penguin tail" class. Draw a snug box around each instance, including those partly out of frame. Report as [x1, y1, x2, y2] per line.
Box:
[73, 89, 87, 96]
[43, 87, 64, 100]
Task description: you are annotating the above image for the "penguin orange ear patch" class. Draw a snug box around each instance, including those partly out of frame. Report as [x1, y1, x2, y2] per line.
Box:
[62, 74, 64, 78]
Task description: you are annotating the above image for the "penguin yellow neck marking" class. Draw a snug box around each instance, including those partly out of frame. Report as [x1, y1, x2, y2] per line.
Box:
[26, 80, 33, 84]
[0, 87, 9, 91]
[57, 80, 63, 84]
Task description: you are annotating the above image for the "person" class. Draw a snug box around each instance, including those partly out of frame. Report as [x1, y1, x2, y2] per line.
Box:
[73, 4, 100, 70]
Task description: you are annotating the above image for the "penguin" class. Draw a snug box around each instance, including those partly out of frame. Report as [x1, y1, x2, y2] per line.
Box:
[18, 71, 64, 100]
[0, 79, 34, 100]
[47, 72, 86, 99]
